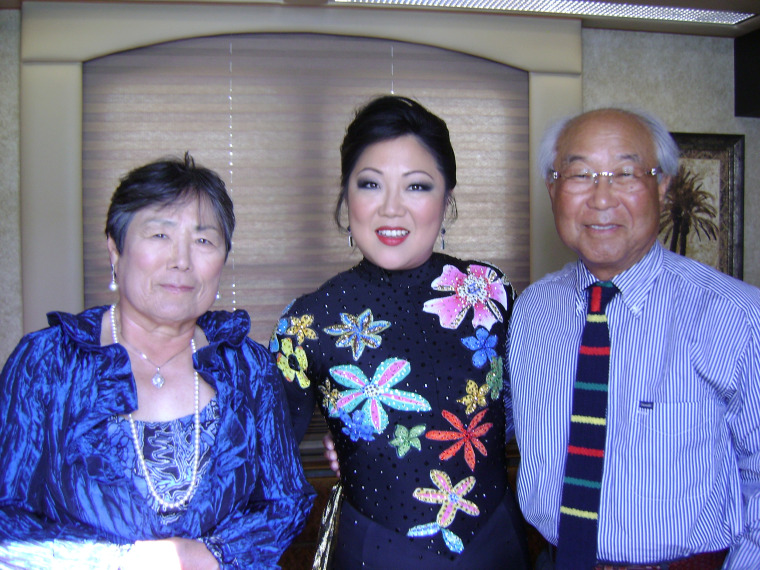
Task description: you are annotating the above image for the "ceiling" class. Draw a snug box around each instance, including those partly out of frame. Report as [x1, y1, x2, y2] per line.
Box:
[1, 0, 758, 37]
[563, 0, 760, 36]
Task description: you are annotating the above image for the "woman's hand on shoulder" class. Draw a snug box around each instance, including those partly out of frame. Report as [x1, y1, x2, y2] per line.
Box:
[121, 538, 219, 570]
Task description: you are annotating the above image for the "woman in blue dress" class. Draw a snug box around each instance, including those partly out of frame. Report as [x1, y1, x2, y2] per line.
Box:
[0, 153, 314, 569]
[272, 96, 529, 568]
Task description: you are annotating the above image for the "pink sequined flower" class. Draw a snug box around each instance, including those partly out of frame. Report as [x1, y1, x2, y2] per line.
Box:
[422, 264, 508, 330]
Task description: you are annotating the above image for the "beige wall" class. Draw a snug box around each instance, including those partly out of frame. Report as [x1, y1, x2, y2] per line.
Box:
[2, 5, 759, 361]
[0, 10, 21, 365]
[583, 29, 760, 286]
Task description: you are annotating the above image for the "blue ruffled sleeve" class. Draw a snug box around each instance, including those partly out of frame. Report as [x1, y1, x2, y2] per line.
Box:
[204, 340, 315, 568]
[0, 329, 62, 540]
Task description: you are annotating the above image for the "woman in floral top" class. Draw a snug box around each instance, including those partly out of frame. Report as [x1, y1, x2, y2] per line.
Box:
[272, 95, 529, 568]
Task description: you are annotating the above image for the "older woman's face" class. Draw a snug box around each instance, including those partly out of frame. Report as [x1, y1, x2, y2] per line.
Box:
[347, 135, 447, 271]
[108, 196, 226, 328]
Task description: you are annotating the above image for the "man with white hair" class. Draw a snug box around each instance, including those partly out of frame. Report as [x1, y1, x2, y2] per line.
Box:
[509, 108, 760, 569]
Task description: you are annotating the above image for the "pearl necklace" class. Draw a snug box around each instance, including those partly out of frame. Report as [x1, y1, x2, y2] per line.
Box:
[110, 304, 201, 511]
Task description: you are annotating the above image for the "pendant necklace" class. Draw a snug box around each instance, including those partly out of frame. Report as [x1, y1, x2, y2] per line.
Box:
[109, 305, 190, 389]
[110, 304, 202, 511]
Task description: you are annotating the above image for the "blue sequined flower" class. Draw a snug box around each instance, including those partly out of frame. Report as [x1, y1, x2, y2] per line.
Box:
[340, 409, 376, 442]
[269, 317, 289, 352]
[460, 327, 498, 368]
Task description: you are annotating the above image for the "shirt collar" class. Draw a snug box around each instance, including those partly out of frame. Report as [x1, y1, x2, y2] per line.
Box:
[573, 242, 664, 315]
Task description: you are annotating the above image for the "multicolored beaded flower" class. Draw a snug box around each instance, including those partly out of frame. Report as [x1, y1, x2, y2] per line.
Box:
[276, 338, 310, 388]
[423, 264, 509, 331]
[269, 298, 295, 353]
[318, 380, 340, 416]
[329, 358, 431, 434]
[426, 409, 492, 471]
[323, 308, 391, 361]
[269, 316, 288, 353]
[407, 469, 480, 553]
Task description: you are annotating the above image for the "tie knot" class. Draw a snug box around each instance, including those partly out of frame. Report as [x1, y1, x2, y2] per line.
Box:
[588, 281, 618, 314]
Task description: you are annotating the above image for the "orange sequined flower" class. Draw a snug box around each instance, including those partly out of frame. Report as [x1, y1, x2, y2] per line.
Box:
[426, 409, 492, 471]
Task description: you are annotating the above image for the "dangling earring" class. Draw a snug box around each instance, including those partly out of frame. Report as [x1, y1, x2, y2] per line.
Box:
[216, 290, 221, 301]
[440, 227, 446, 251]
[109, 265, 118, 292]
[347, 226, 354, 248]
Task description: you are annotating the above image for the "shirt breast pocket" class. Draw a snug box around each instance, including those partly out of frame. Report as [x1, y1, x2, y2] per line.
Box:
[627, 399, 722, 501]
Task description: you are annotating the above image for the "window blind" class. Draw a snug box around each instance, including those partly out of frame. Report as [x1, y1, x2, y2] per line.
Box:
[82, 33, 529, 472]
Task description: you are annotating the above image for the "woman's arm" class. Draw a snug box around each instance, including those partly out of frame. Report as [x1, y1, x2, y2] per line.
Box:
[198, 346, 314, 568]
[0, 332, 58, 541]
[120, 538, 218, 570]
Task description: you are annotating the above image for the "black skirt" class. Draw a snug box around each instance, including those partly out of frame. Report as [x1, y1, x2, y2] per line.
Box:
[330, 490, 529, 569]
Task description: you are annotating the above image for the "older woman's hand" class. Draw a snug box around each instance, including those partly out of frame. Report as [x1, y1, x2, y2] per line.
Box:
[323, 433, 340, 478]
[121, 538, 219, 570]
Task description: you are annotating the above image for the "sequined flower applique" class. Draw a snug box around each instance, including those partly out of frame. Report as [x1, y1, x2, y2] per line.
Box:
[329, 358, 431, 434]
[323, 309, 391, 361]
[422, 264, 509, 331]
[485, 356, 504, 400]
[426, 409, 491, 471]
[407, 469, 480, 554]
[340, 409, 375, 442]
[389, 423, 426, 458]
[319, 380, 341, 416]
[286, 314, 318, 345]
[269, 298, 296, 353]
[269, 316, 289, 353]
[277, 338, 310, 388]
[460, 327, 498, 369]
[457, 379, 489, 415]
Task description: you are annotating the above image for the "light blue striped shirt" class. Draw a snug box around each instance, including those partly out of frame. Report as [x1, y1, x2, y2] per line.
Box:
[509, 243, 760, 568]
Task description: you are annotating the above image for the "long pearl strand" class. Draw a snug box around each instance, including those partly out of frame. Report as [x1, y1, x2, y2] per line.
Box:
[110, 304, 201, 511]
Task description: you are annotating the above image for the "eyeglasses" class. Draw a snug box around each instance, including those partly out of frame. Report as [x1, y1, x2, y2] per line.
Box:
[551, 165, 661, 193]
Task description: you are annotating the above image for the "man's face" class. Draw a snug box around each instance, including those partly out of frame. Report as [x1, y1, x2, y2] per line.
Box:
[548, 110, 671, 281]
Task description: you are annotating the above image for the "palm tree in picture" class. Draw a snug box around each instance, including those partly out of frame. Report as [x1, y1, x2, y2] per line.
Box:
[659, 164, 719, 256]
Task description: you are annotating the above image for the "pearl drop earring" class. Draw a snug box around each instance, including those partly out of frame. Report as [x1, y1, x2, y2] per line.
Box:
[109, 265, 118, 292]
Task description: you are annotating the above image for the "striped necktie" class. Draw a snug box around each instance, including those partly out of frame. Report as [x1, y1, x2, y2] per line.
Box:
[556, 281, 618, 570]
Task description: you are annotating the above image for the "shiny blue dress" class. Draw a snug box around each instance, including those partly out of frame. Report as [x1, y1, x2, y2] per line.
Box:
[0, 306, 314, 568]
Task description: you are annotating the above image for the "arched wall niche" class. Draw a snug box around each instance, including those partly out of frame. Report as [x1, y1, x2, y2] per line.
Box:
[20, 1, 582, 332]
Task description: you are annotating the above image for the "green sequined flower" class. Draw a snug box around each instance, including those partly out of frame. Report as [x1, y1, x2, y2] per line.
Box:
[389, 423, 426, 458]
[485, 356, 504, 400]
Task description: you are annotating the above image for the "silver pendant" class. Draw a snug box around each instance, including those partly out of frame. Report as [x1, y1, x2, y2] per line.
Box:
[151, 371, 165, 389]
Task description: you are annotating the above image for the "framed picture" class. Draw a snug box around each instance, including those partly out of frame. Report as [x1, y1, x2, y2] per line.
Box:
[659, 133, 745, 279]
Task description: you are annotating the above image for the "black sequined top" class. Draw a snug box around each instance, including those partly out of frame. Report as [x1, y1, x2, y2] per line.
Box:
[271, 253, 516, 559]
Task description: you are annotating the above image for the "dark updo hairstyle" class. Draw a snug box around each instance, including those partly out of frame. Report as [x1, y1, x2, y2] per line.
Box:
[334, 95, 458, 230]
[105, 152, 235, 259]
